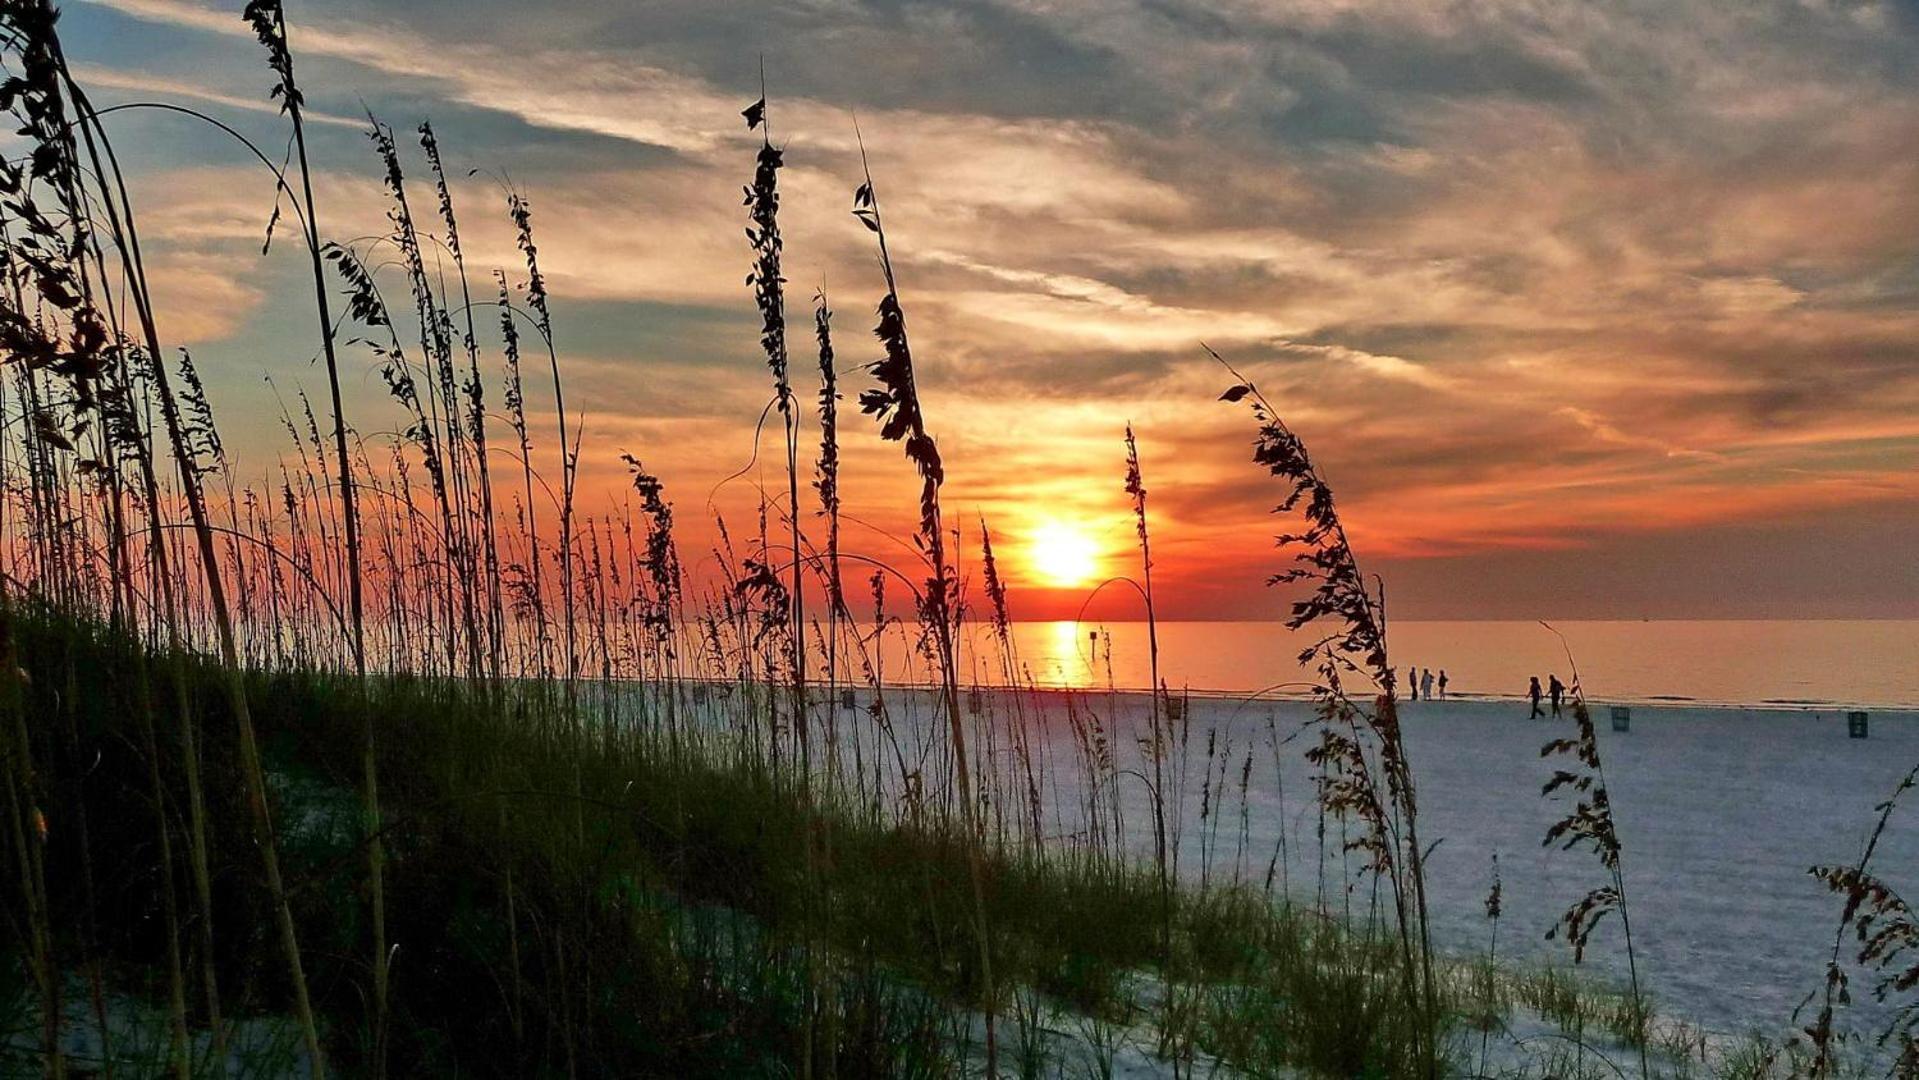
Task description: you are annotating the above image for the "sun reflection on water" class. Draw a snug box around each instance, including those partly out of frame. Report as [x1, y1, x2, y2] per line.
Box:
[1026, 620, 1099, 689]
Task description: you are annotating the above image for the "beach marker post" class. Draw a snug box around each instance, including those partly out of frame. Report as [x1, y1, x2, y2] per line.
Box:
[1610, 705, 1631, 732]
[1848, 711, 1869, 739]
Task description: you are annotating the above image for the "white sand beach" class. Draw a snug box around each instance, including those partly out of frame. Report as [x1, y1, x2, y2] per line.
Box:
[673, 682, 1919, 1046]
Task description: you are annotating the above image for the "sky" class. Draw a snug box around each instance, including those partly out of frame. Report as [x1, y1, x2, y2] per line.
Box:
[49, 0, 1919, 620]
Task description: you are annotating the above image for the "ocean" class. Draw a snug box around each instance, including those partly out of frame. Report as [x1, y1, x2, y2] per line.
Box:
[921, 619, 1919, 708]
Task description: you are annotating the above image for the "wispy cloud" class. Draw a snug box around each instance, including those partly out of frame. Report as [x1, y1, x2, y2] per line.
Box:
[73, 62, 363, 126]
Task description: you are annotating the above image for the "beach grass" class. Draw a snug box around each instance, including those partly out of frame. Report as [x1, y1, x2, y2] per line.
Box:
[5, 604, 1464, 1076]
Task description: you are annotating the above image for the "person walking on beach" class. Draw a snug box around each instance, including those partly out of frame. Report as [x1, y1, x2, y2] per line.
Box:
[1528, 676, 1544, 718]
[1437, 670, 1448, 699]
[1420, 668, 1435, 701]
[1549, 674, 1566, 718]
[1407, 667, 1418, 701]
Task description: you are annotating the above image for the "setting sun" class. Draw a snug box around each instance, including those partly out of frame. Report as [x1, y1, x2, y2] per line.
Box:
[1027, 520, 1101, 589]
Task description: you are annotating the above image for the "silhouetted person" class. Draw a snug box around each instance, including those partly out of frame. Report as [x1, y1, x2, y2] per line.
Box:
[1420, 668, 1435, 701]
[1549, 674, 1566, 718]
[1408, 667, 1418, 701]
[1438, 670, 1448, 699]
[1528, 676, 1544, 718]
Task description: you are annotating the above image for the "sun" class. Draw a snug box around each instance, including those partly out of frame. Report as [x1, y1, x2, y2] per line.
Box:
[1027, 520, 1101, 589]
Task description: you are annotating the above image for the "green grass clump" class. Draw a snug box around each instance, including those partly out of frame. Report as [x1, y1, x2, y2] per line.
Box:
[5, 606, 1465, 1076]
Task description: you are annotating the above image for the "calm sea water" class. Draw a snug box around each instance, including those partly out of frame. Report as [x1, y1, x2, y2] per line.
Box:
[932, 620, 1918, 707]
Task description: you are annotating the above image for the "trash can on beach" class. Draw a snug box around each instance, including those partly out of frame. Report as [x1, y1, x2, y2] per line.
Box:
[1610, 705, 1630, 732]
[840, 688, 856, 710]
[1848, 711, 1869, 739]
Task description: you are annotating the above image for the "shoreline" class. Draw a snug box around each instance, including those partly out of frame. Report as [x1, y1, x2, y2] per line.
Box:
[614, 675, 1919, 716]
